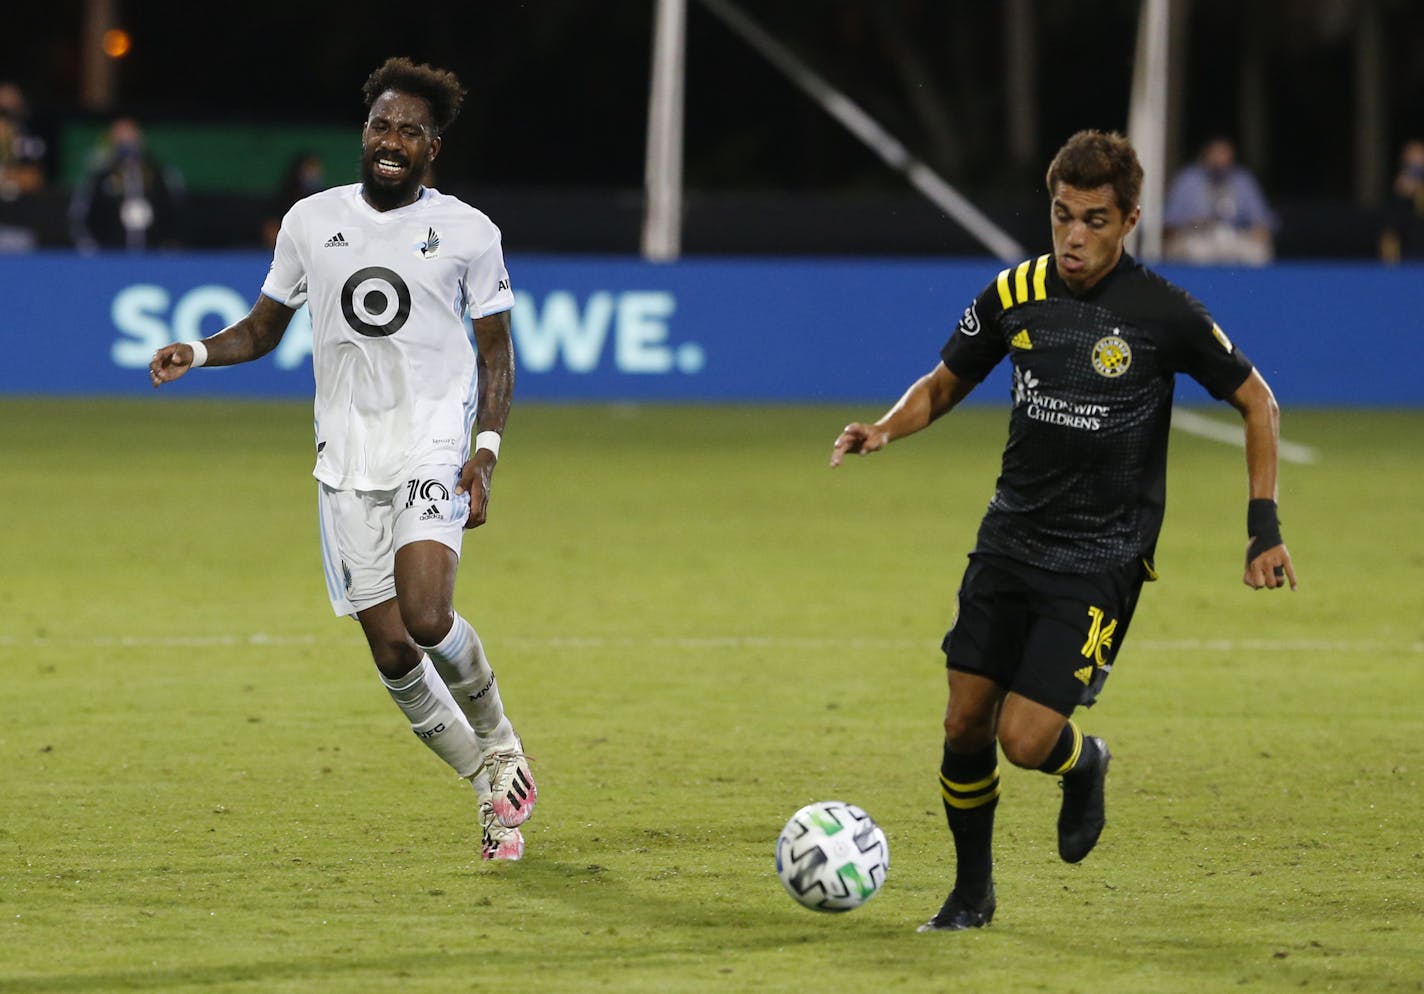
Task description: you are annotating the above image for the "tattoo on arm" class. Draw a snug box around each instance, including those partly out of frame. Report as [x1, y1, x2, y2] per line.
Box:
[205, 296, 295, 366]
[472, 311, 515, 433]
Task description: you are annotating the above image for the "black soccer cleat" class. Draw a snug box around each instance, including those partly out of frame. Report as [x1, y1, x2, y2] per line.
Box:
[916, 885, 996, 932]
[1058, 736, 1111, 863]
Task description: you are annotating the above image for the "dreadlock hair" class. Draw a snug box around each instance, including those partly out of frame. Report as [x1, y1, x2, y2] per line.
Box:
[361, 57, 466, 135]
[1045, 130, 1144, 217]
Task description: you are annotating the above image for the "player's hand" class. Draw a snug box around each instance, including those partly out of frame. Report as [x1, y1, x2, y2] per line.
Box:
[1244, 542, 1296, 591]
[149, 343, 197, 388]
[455, 450, 495, 529]
[830, 422, 890, 467]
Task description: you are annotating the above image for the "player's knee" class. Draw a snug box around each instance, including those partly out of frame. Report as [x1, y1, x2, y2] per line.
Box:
[997, 728, 1053, 769]
[400, 604, 453, 648]
[943, 710, 995, 751]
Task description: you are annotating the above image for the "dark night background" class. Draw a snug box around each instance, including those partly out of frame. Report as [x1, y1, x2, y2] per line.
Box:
[5, 0, 1424, 255]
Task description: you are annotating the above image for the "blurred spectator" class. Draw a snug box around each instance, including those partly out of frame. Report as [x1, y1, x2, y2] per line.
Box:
[0, 82, 48, 252]
[69, 116, 184, 251]
[1379, 139, 1424, 264]
[0, 82, 46, 197]
[262, 149, 325, 248]
[1162, 137, 1277, 265]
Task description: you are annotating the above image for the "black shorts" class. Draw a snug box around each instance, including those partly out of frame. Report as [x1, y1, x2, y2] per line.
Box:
[941, 553, 1152, 715]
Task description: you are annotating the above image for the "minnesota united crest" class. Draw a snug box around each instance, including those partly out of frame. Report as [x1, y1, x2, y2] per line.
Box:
[417, 226, 440, 259]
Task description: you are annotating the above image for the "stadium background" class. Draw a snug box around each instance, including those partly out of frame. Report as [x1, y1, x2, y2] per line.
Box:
[4, 0, 1423, 404]
[4, 5, 1424, 994]
[5, 0, 1424, 257]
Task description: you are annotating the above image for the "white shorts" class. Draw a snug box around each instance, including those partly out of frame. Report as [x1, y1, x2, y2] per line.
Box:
[316, 463, 471, 616]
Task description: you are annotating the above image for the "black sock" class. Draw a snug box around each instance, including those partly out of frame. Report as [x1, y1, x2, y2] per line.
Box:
[939, 740, 999, 901]
[1038, 720, 1100, 778]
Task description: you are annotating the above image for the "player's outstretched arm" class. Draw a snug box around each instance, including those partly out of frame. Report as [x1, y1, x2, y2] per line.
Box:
[831, 362, 972, 466]
[1227, 369, 1298, 591]
[149, 295, 296, 388]
[457, 310, 514, 528]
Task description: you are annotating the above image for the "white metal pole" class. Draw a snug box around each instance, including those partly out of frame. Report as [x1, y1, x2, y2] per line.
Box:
[642, 0, 688, 261]
[1127, 0, 1171, 262]
[80, 0, 119, 111]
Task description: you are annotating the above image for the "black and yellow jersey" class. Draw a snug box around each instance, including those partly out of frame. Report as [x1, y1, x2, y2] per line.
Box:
[941, 251, 1253, 574]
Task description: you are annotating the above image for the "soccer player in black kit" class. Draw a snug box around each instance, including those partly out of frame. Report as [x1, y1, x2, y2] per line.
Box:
[830, 130, 1297, 932]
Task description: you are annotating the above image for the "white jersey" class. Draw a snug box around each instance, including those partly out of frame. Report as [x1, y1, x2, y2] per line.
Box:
[262, 184, 515, 491]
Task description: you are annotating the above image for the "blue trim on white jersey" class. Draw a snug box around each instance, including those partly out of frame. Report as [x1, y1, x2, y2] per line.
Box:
[460, 362, 480, 464]
[316, 488, 345, 605]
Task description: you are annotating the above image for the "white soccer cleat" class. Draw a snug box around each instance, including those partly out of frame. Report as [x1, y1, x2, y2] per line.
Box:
[479, 799, 524, 861]
[479, 735, 537, 829]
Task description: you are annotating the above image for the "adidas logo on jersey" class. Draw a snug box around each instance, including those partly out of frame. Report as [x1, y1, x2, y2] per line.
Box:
[418, 503, 444, 521]
[324, 232, 349, 248]
[1011, 329, 1034, 350]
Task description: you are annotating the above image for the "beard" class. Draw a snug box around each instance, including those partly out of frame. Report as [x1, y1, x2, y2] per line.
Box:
[360, 148, 425, 211]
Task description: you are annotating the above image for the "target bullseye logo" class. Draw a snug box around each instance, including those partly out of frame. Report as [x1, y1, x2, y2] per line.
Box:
[341, 267, 411, 337]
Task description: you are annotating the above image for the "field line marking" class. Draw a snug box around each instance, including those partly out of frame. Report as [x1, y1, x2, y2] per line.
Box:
[3, 634, 1419, 654]
[1172, 406, 1318, 464]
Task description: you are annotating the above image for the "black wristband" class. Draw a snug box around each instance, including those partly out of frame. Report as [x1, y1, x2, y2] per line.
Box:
[1246, 498, 1283, 563]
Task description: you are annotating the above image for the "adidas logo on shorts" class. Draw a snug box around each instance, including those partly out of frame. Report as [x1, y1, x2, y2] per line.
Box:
[418, 503, 443, 521]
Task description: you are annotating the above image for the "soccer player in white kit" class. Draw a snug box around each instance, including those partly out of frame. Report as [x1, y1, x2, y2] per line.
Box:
[149, 58, 536, 861]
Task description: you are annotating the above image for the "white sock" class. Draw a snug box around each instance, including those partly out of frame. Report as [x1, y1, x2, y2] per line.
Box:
[418, 615, 513, 746]
[381, 656, 484, 778]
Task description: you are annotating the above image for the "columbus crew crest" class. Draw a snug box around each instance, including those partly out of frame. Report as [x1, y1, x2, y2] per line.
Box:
[1091, 335, 1132, 378]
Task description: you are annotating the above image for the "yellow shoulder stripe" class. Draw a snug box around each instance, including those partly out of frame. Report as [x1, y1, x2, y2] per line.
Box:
[997, 255, 1052, 309]
[1032, 254, 1050, 300]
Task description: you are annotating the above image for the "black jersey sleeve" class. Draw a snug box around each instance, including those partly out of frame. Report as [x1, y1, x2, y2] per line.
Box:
[1158, 280, 1254, 400]
[940, 281, 1010, 383]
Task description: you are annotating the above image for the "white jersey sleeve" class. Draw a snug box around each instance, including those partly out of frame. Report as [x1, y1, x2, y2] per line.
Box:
[466, 233, 515, 318]
[262, 208, 310, 308]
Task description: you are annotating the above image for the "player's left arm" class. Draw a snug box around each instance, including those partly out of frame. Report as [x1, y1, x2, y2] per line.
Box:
[1226, 369, 1297, 591]
[457, 309, 515, 529]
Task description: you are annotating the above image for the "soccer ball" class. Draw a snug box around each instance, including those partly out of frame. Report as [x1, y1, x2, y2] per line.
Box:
[775, 800, 889, 912]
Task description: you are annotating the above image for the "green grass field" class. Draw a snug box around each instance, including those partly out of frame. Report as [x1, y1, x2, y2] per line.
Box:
[2, 398, 1421, 994]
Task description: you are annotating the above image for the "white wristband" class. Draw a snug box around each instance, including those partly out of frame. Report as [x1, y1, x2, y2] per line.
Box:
[475, 430, 502, 460]
[184, 340, 208, 368]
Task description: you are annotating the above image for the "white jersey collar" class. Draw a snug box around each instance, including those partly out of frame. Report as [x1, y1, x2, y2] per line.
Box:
[352, 183, 430, 221]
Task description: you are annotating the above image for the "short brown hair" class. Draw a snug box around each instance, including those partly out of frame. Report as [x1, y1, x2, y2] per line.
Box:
[1045, 130, 1143, 216]
[361, 57, 466, 135]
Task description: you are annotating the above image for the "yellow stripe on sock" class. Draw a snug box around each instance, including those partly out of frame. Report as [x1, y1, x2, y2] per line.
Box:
[941, 782, 1002, 809]
[1049, 721, 1084, 776]
[940, 767, 1001, 794]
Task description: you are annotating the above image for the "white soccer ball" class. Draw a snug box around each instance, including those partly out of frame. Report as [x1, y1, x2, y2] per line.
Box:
[775, 800, 890, 912]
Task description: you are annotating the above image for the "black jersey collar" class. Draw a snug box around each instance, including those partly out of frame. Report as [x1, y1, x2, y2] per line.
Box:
[1048, 250, 1140, 301]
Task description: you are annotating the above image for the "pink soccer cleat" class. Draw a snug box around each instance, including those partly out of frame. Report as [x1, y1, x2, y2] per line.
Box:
[479, 735, 537, 828]
[480, 800, 525, 861]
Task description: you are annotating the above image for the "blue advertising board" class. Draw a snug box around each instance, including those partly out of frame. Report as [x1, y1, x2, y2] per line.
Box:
[2, 252, 1420, 405]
